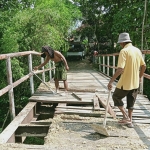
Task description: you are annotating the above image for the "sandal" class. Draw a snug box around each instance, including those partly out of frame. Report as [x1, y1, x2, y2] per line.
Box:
[127, 123, 134, 128]
[118, 119, 131, 125]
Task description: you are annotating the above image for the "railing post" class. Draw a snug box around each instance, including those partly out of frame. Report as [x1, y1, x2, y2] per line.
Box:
[6, 57, 15, 120]
[139, 54, 145, 94]
[98, 56, 101, 71]
[41, 57, 45, 82]
[113, 56, 115, 75]
[107, 56, 109, 76]
[53, 61, 55, 75]
[28, 54, 34, 94]
[49, 61, 52, 80]
[103, 56, 105, 74]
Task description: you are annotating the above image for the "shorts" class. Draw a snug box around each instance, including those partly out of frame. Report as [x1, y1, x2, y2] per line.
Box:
[112, 87, 138, 109]
[54, 61, 67, 81]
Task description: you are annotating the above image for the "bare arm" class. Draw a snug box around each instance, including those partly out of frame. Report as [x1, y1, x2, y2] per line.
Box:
[33, 56, 50, 71]
[139, 64, 146, 82]
[37, 52, 42, 56]
[107, 68, 124, 90]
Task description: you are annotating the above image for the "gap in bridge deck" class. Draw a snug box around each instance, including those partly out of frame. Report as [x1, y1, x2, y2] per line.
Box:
[15, 102, 57, 145]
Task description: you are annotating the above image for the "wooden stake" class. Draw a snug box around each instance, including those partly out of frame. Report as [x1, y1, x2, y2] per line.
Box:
[71, 92, 82, 101]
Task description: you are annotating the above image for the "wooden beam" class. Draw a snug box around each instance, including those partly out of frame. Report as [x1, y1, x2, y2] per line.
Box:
[55, 108, 102, 117]
[96, 94, 116, 118]
[0, 102, 36, 144]
[71, 92, 82, 101]
[28, 54, 34, 94]
[0, 85, 11, 96]
[30, 121, 52, 125]
[6, 57, 15, 120]
[92, 95, 100, 111]
[29, 96, 93, 105]
[0, 51, 40, 60]
[56, 106, 93, 110]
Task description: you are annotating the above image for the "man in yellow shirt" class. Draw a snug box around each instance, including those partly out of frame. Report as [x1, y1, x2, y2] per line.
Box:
[107, 33, 146, 128]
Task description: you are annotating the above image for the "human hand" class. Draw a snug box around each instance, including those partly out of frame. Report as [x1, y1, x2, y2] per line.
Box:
[107, 82, 112, 90]
[33, 66, 38, 71]
[139, 78, 142, 83]
[66, 66, 69, 71]
[121, 69, 124, 74]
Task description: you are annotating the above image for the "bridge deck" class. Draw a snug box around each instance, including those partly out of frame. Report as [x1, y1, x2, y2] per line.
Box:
[29, 70, 150, 149]
[1, 70, 150, 149]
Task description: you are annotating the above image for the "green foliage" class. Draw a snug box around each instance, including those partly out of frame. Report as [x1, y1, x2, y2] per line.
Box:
[74, 0, 150, 52]
[23, 137, 44, 145]
[11, 58, 24, 79]
[112, 2, 146, 48]
[1, 30, 19, 53]
[0, 0, 81, 129]
[144, 54, 150, 99]
[145, 54, 150, 73]
[144, 79, 150, 100]
[0, 0, 81, 53]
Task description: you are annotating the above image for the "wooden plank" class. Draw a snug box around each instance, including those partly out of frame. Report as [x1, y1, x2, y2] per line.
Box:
[112, 108, 150, 113]
[56, 106, 93, 110]
[106, 103, 150, 109]
[96, 94, 116, 118]
[109, 102, 150, 108]
[0, 51, 40, 60]
[55, 108, 96, 113]
[116, 112, 150, 118]
[6, 57, 15, 120]
[92, 95, 100, 111]
[34, 91, 96, 96]
[137, 98, 150, 101]
[134, 105, 150, 110]
[13, 73, 32, 88]
[31, 114, 40, 122]
[0, 85, 12, 97]
[0, 102, 37, 144]
[34, 92, 108, 99]
[30, 121, 52, 125]
[31, 94, 91, 99]
[55, 108, 101, 116]
[71, 92, 82, 100]
[71, 92, 108, 96]
[132, 119, 150, 124]
[55, 110, 101, 117]
[57, 103, 67, 107]
[29, 96, 93, 104]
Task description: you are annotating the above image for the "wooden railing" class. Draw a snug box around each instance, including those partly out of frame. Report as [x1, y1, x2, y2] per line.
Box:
[0, 51, 55, 120]
[97, 50, 150, 94]
[1, 50, 150, 121]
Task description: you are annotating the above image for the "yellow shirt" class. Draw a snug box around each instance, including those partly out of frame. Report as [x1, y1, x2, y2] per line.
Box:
[117, 43, 145, 90]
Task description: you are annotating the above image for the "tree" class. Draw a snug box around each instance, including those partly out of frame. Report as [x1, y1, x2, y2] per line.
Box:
[0, 0, 81, 130]
[73, 0, 150, 52]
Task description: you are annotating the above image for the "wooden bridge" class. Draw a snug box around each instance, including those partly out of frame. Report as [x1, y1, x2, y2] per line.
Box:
[0, 51, 150, 149]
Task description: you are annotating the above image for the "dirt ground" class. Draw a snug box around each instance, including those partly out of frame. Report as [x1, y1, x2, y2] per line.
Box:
[67, 57, 95, 71]
[44, 114, 149, 150]
[1, 57, 150, 150]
